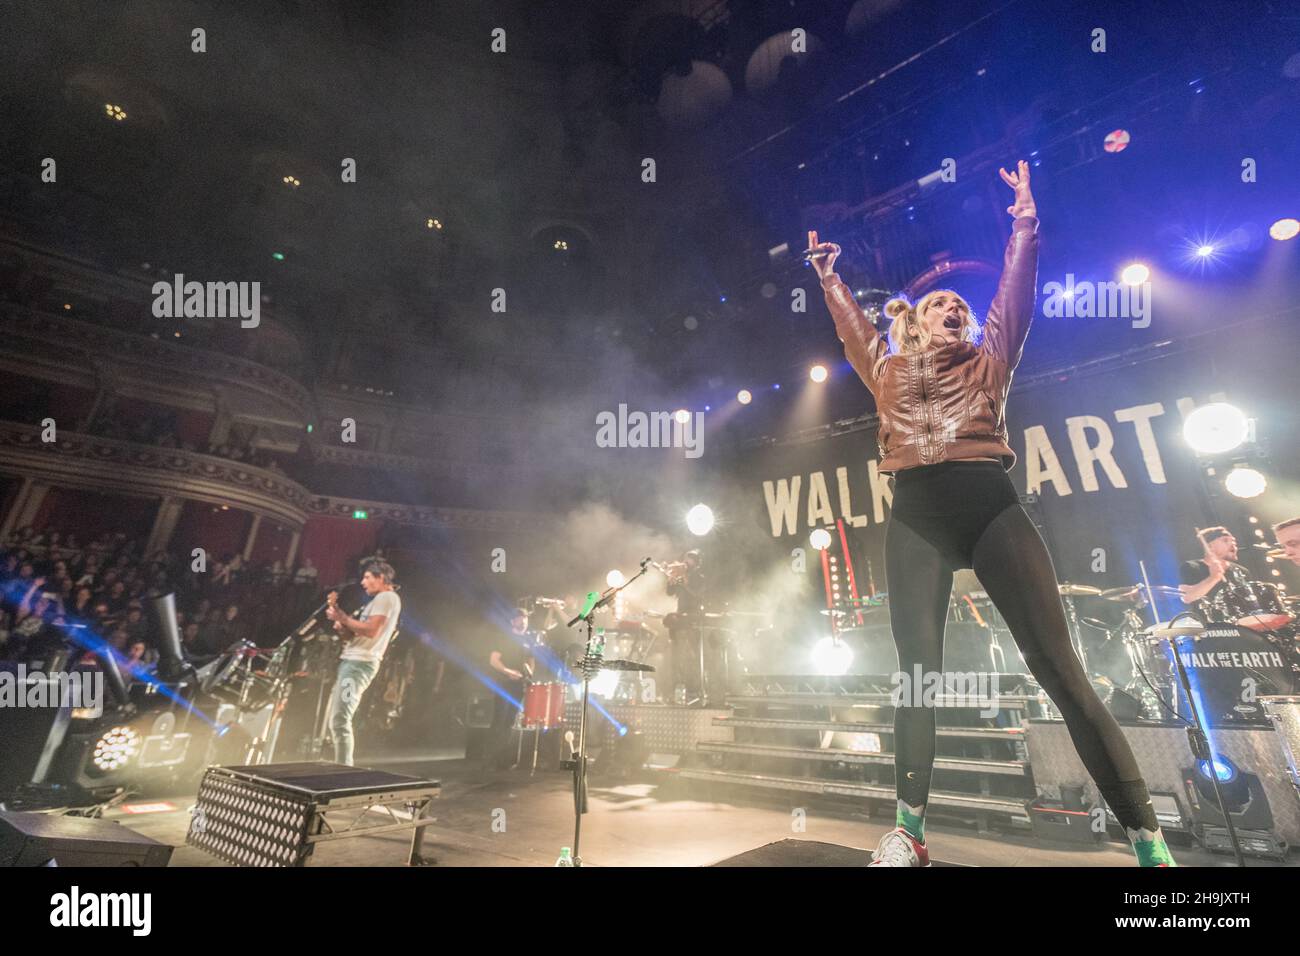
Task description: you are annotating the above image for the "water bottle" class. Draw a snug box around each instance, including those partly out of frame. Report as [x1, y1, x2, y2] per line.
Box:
[555, 847, 574, 867]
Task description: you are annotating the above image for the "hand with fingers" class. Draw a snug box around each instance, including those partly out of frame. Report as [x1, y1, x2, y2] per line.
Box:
[999, 160, 1037, 220]
[806, 229, 841, 281]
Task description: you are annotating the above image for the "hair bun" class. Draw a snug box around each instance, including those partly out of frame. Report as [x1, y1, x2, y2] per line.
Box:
[883, 297, 912, 321]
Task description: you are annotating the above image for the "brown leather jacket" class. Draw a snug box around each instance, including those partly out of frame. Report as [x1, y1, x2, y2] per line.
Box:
[822, 216, 1040, 473]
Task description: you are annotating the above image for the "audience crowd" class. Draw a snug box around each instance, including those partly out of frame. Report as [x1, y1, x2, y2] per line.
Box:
[0, 525, 321, 669]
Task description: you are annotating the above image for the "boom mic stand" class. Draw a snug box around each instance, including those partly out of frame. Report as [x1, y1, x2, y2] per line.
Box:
[560, 558, 653, 867]
[1138, 561, 1246, 867]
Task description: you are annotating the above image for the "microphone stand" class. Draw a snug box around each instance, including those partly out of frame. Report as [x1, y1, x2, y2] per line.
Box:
[294, 586, 350, 759]
[1139, 562, 1246, 867]
[561, 559, 653, 867]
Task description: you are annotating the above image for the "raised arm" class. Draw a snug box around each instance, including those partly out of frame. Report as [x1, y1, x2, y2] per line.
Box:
[981, 161, 1040, 367]
[811, 233, 887, 392]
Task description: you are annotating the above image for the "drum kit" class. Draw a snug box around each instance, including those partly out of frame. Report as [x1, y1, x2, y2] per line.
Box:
[1077, 578, 1299, 726]
[813, 571, 1300, 726]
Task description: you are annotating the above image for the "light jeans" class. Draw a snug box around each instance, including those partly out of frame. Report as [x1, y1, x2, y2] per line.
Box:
[330, 658, 380, 766]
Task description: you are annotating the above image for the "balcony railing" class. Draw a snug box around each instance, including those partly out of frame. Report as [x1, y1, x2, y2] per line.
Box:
[1, 304, 313, 419]
[0, 421, 554, 533]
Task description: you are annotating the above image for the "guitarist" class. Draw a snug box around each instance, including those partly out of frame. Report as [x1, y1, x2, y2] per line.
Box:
[325, 559, 401, 766]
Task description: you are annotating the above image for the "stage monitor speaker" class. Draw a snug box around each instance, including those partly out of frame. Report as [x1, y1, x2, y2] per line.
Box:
[0, 810, 173, 866]
[465, 695, 493, 729]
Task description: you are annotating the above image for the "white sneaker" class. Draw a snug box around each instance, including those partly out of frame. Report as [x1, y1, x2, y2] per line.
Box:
[868, 827, 931, 867]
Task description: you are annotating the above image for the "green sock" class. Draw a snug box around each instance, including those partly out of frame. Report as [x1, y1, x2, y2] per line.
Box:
[896, 800, 926, 843]
[1128, 827, 1176, 867]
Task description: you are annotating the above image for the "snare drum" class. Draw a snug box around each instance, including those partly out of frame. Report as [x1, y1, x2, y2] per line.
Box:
[521, 681, 565, 729]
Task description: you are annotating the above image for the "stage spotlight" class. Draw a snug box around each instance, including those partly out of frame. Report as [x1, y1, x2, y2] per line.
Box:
[1269, 218, 1299, 241]
[737, 389, 752, 405]
[1196, 244, 1215, 257]
[1225, 465, 1266, 499]
[1120, 262, 1149, 285]
[1183, 402, 1249, 455]
[92, 726, 140, 772]
[606, 569, 626, 588]
[811, 636, 854, 676]
[809, 364, 828, 383]
[673, 408, 691, 425]
[1103, 129, 1130, 153]
[686, 503, 715, 536]
[809, 528, 832, 550]
[1196, 755, 1238, 785]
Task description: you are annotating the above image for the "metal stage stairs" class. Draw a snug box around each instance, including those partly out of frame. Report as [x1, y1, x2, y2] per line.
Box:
[671, 676, 1042, 829]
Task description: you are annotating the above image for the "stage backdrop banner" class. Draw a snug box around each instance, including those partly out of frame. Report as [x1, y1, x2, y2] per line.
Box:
[721, 321, 1300, 609]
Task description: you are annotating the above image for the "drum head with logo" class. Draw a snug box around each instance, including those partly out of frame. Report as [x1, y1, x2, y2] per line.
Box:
[1172, 624, 1299, 727]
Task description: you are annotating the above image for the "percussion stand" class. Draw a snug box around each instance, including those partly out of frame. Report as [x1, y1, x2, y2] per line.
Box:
[562, 560, 652, 867]
[1061, 591, 1091, 677]
[1119, 607, 1166, 718]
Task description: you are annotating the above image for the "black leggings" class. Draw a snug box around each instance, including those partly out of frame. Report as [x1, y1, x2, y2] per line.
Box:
[885, 461, 1157, 833]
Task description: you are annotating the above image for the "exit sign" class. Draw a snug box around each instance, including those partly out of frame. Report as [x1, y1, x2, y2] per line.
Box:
[352, 510, 369, 519]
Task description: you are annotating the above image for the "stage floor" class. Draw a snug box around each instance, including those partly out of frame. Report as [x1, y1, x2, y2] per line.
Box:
[103, 753, 1291, 867]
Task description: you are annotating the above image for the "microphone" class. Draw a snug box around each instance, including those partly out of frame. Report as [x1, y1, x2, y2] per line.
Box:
[801, 229, 833, 261]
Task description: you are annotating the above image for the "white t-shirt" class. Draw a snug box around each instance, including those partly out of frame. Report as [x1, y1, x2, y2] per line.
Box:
[341, 589, 401, 663]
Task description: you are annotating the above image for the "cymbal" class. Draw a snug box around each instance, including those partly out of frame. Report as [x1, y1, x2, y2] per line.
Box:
[1098, 584, 1183, 602]
[599, 659, 655, 672]
[1142, 620, 1206, 643]
[1057, 583, 1103, 597]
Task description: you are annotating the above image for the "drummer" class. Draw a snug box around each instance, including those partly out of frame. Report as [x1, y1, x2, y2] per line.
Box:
[485, 608, 537, 770]
[1178, 526, 1250, 613]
